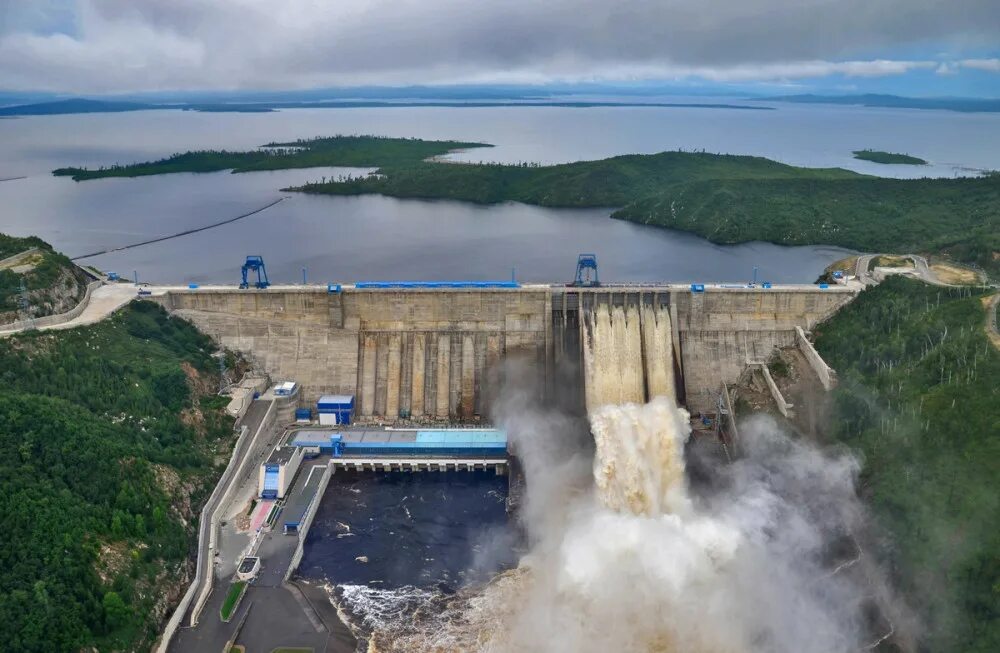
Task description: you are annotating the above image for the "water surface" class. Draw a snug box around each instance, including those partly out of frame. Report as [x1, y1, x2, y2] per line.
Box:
[3, 102, 996, 283]
[300, 471, 517, 589]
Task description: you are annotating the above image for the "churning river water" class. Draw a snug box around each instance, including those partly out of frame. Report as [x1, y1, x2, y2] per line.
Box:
[3, 100, 998, 284]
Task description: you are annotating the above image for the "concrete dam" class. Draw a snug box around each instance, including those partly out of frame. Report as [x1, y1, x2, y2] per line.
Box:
[157, 283, 855, 416]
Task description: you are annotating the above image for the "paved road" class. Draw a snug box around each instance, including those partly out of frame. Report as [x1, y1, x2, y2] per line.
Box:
[854, 253, 949, 287]
[183, 400, 273, 623]
[171, 399, 274, 651]
[0, 283, 136, 335]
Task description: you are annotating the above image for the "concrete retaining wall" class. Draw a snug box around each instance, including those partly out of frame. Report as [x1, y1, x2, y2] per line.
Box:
[0, 279, 102, 332]
[186, 401, 275, 631]
[759, 364, 793, 418]
[155, 417, 256, 653]
[669, 287, 854, 411]
[284, 464, 333, 581]
[795, 326, 837, 390]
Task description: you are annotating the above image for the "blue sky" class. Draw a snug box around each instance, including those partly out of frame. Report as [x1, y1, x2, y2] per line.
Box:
[0, 0, 997, 97]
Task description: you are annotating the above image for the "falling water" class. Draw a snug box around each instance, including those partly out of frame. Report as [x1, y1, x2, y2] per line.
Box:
[333, 301, 880, 652]
[583, 302, 675, 413]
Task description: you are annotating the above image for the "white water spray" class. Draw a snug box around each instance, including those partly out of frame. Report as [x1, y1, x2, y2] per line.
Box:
[337, 302, 891, 652]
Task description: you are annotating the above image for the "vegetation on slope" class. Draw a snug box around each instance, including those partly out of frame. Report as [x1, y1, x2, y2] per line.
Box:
[852, 149, 927, 165]
[295, 152, 997, 277]
[289, 151, 860, 205]
[51, 135, 490, 181]
[616, 175, 1000, 278]
[0, 302, 236, 651]
[813, 277, 1000, 651]
[0, 233, 90, 323]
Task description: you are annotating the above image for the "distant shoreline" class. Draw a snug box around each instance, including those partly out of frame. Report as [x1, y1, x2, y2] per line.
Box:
[0, 97, 773, 117]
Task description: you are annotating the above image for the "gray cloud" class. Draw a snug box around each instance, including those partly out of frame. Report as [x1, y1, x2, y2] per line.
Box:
[0, 0, 997, 92]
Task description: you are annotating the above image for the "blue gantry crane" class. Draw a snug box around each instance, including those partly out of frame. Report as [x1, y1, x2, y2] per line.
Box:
[572, 253, 600, 287]
[240, 255, 270, 289]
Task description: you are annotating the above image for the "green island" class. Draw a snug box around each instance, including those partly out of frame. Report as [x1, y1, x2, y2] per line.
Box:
[0, 301, 237, 651]
[852, 149, 928, 165]
[52, 135, 490, 181]
[51, 135, 1000, 278]
[1, 234, 90, 324]
[814, 276, 1000, 651]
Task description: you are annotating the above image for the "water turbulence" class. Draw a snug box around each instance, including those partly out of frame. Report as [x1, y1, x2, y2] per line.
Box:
[337, 301, 892, 652]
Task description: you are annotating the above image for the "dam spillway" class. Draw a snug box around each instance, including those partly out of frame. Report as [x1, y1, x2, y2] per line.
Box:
[582, 301, 675, 412]
[155, 283, 856, 416]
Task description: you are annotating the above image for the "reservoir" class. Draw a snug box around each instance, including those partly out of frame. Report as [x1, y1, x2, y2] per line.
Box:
[3, 102, 998, 282]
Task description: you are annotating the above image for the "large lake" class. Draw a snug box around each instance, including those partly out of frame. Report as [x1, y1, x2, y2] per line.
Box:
[2, 101, 998, 283]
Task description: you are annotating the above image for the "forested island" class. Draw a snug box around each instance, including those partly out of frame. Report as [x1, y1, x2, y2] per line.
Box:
[53, 135, 491, 180]
[852, 149, 928, 165]
[52, 135, 1000, 278]
[0, 302, 237, 651]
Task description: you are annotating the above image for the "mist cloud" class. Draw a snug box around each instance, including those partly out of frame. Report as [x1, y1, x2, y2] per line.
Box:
[0, 0, 998, 92]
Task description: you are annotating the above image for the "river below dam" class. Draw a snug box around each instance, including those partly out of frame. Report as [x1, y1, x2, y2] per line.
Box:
[4, 101, 999, 283]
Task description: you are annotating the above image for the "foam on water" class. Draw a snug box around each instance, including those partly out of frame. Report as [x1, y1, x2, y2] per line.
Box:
[331, 301, 884, 652]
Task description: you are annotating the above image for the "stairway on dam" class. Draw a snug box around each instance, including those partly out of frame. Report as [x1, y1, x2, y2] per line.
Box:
[155, 283, 855, 419]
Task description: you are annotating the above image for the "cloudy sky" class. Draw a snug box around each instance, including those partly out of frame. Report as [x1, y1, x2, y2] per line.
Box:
[0, 0, 998, 95]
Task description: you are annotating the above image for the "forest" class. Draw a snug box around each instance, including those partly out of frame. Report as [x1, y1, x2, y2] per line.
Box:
[0, 302, 235, 651]
[0, 233, 89, 322]
[814, 277, 1000, 651]
[52, 135, 489, 180]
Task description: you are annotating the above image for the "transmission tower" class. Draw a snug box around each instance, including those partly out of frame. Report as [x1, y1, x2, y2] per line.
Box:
[17, 278, 35, 330]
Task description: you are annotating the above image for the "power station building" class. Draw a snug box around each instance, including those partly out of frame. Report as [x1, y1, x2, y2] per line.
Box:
[317, 395, 354, 425]
[288, 427, 507, 458]
[258, 446, 304, 499]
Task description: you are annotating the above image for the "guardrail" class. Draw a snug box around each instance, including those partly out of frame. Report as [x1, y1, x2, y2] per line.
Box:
[156, 400, 275, 653]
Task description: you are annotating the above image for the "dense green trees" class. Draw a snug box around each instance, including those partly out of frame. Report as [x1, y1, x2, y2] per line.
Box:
[0, 233, 89, 319]
[814, 277, 1000, 651]
[0, 301, 235, 651]
[52, 135, 488, 180]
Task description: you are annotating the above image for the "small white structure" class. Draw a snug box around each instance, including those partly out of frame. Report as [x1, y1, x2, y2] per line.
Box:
[258, 446, 304, 499]
[273, 381, 297, 397]
[236, 556, 260, 581]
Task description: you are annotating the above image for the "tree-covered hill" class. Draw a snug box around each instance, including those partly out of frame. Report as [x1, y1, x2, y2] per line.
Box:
[814, 277, 1000, 651]
[293, 150, 859, 206]
[0, 302, 236, 651]
[614, 175, 1000, 277]
[0, 233, 90, 324]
